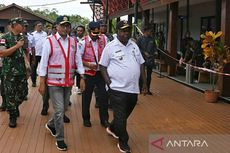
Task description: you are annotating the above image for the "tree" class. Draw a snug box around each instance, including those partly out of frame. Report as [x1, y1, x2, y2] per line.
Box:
[0, 4, 5, 8]
[31, 7, 89, 27]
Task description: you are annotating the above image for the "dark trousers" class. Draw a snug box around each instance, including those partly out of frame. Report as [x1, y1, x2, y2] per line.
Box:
[108, 89, 137, 144]
[82, 72, 108, 123]
[146, 65, 153, 91]
[30, 55, 41, 85]
[42, 84, 49, 111]
[76, 73, 81, 88]
[139, 65, 153, 92]
[0, 68, 6, 107]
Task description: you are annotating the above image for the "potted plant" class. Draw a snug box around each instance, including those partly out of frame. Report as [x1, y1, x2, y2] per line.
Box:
[201, 31, 230, 102]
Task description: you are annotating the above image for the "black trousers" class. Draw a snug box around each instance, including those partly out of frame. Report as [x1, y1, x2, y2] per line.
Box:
[108, 89, 137, 144]
[30, 55, 41, 85]
[76, 73, 81, 88]
[82, 72, 108, 123]
[146, 65, 153, 91]
[42, 84, 49, 111]
[139, 64, 153, 92]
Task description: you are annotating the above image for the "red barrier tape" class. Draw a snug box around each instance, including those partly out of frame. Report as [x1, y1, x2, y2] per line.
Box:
[157, 48, 230, 77]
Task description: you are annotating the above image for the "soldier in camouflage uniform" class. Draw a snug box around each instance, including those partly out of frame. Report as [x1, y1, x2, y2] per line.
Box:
[0, 17, 28, 128]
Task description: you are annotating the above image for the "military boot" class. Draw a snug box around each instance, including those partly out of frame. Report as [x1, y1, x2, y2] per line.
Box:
[9, 117, 17, 128]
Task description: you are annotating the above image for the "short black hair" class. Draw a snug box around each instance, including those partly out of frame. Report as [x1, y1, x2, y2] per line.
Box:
[76, 25, 85, 31]
[34, 21, 42, 26]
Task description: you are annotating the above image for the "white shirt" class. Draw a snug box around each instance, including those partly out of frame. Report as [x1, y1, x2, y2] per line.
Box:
[27, 33, 35, 54]
[99, 38, 145, 94]
[39, 32, 85, 77]
[32, 30, 47, 56]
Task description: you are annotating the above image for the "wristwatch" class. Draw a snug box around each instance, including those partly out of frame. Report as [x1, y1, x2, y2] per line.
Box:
[80, 74, 86, 80]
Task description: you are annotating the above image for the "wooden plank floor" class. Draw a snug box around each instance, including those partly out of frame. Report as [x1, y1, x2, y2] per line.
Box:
[0, 74, 230, 153]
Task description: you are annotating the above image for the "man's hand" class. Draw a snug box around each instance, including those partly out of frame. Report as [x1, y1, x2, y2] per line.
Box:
[38, 77, 46, 95]
[89, 63, 97, 71]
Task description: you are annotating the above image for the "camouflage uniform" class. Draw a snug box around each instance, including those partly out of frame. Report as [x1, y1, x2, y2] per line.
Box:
[0, 32, 28, 118]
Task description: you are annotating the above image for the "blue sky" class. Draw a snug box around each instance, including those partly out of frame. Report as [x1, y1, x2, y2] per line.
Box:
[0, 0, 93, 19]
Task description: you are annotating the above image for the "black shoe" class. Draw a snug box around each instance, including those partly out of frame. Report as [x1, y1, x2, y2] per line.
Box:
[0, 106, 6, 112]
[147, 91, 153, 95]
[101, 120, 110, 128]
[63, 114, 70, 123]
[41, 109, 48, 116]
[32, 83, 36, 87]
[106, 127, 118, 139]
[9, 117, 17, 128]
[117, 141, 131, 153]
[45, 123, 56, 137]
[56, 140, 67, 151]
[69, 101, 72, 106]
[83, 120, 92, 127]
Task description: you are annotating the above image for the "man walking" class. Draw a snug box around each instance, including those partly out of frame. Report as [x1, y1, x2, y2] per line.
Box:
[0, 17, 28, 128]
[38, 15, 85, 151]
[31, 21, 47, 87]
[78, 21, 109, 128]
[99, 20, 147, 153]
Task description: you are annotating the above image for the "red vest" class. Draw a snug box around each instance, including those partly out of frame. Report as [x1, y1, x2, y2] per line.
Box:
[46, 34, 76, 87]
[82, 35, 106, 76]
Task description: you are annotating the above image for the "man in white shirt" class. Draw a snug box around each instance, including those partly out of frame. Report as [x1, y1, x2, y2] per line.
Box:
[99, 20, 147, 153]
[31, 21, 47, 87]
[38, 16, 85, 151]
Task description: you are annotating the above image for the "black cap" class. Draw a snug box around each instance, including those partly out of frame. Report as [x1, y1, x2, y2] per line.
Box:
[56, 15, 70, 25]
[88, 21, 100, 30]
[116, 20, 131, 30]
[10, 17, 24, 25]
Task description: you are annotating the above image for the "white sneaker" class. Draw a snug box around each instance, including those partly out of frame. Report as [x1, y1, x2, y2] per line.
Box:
[106, 127, 119, 139]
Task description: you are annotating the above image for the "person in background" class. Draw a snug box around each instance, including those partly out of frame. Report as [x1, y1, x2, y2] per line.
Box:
[137, 25, 157, 95]
[38, 15, 85, 151]
[78, 21, 109, 128]
[0, 17, 28, 128]
[31, 21, 47, 87]
[76, 25, 85, 42]
[75, 25, 86, 95]
[99, 21, 114, 42]
[99, 20, 147, 153]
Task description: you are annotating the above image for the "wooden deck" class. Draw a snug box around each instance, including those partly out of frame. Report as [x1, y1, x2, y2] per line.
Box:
[0, 74, 230, 153]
